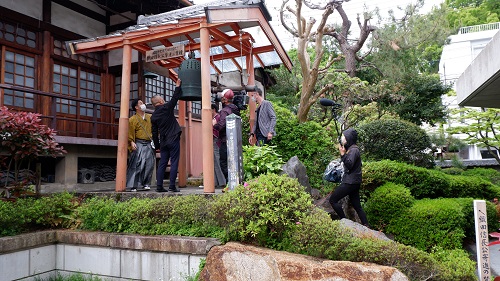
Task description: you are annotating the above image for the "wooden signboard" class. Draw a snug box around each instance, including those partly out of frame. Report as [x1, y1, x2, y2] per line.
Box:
[474, 200, 491, 281]
[145, 45, 184, 62]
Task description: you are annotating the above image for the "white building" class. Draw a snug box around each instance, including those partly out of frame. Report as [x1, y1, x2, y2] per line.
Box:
[438, 22, 500, 161]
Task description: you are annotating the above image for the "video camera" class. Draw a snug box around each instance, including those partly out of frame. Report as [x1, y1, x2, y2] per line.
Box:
[214, 90, 249, 111]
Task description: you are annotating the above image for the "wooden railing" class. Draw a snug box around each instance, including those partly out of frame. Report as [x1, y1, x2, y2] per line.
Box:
[0, 84, 120, 140]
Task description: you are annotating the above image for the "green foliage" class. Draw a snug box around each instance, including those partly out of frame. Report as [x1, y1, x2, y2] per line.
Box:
[365, 5, 451, 82]
[453, 198, 500, 237]
[392, 74, 450, 126]
[282, 207, 463, 280]
[242, 145, 284, 180]
[76, 195, 225, 239]
[446, 0, 500, 28]
[0, 192, 78, 236]
[461, 167, 500, 185]
[358, 119, 435, 168]
[240, 103, 336, 189]
[283, 208, 348, 258]
[387, 198, 467, 251]
[447, 107, 500, 165]
[430, 248, 477, 281]
[210, 174, 313, 248]
[363, 160, 500, 199]
[365, 183, 415, 232]
[440, 167, 465, 175]
[34, 273, 102, 281]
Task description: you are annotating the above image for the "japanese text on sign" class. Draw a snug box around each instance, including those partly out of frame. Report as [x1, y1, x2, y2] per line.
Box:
[474, 200, 490, 281]
[145, 45, 184, 62]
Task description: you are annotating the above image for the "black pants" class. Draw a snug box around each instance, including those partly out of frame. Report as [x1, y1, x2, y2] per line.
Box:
[329, 182, 369, 225]
[219, 141, 228, 181]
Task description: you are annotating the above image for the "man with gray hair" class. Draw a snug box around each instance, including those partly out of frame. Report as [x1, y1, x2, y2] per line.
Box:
[151, 79, 182, 192]
[248, 91, 276, 146]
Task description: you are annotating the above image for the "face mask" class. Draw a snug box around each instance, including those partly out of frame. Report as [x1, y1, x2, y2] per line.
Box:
[341, 135, 347, 146]
[139, 104, 147, 111]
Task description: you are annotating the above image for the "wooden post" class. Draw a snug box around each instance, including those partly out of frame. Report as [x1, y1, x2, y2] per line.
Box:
[200, 24, 215, 193]
[246, 53, 256, 144]
[178, 101, 187, 187]
[115, 43, 132, 192]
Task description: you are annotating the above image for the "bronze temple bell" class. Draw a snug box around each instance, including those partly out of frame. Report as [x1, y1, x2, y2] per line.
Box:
[178, 52, 202, 101]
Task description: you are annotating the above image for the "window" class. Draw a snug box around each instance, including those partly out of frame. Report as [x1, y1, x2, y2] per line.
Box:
[115, 74, 139, 118]
[53, 64, 101, 117]
[145, 75, 176, 109]
[0, 21, 37, 49]
[3, 51, 36, 108]
[53, 39, 102, 68]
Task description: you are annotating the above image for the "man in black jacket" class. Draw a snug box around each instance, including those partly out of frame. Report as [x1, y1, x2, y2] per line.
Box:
[213, 89, 240, 182]
[328, 128, 369, 227]
[151, 79, 182, 192]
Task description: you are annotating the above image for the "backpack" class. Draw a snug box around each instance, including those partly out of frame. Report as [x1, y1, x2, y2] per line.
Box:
[323, 158, 344, 183]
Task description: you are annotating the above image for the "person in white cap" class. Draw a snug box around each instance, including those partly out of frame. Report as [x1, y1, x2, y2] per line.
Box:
[213, 89, 240, 182]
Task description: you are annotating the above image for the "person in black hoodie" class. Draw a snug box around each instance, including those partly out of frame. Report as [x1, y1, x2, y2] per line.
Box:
[213, 89, 240, 182]
[151, 79, 182, 193]
[329, 128, 369, 227]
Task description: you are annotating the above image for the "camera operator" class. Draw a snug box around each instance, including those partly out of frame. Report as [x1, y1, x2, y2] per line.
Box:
[213, 89, 241, 182]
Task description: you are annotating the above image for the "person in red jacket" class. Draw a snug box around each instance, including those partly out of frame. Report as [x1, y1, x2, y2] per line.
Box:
[213, 89, 240, 182]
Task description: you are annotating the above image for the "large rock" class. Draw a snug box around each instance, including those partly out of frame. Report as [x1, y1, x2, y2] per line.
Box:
[281, 156, 312, 194]
[199, 242, 408, 281]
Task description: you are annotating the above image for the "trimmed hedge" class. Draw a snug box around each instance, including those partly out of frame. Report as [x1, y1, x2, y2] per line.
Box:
[365, 182, 415, 232]
[387, 198, 467, 252]
[0, 192, 76, 236]
[363, 160, 500, 199]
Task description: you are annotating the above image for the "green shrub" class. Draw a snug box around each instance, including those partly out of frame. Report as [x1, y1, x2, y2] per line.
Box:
[241, 104, 336, 190]
[0, 199, 26, 236]
[77, 195, 226, 239]
[358, 119, 435, 168]
[440, 167, 464, 175]
[461, 167, 500, 186]
[284, 208, 349, 258]
[0, 192, 78, 236]
[363, 160, 500, 199]
[387, 198, 467, 252]
[284, 206, 474, 280]
[365, 182, 415, 231]
[430, 248, 476, 281]
[210, 173, 313, 248]
[453, 198, 500, 238]
[242, 145, 284, 180]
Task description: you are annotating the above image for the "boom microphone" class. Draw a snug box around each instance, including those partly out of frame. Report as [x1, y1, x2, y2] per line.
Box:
[319, 98, 338, 107]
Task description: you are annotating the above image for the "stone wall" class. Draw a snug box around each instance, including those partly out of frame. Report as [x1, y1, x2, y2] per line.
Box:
[0, 230, 221, 281]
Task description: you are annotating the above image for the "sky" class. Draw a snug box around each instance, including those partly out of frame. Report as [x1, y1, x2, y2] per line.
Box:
[193, 0, 445, 49]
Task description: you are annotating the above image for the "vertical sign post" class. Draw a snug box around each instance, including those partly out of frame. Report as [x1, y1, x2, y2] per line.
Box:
[474, 200, 490, 281]
[226, 114, 243, 191]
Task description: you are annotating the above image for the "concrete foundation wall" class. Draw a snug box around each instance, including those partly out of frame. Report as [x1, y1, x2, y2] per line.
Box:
[0, 231, 221, 281]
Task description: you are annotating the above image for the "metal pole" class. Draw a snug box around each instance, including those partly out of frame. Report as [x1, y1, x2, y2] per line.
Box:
[115, 43, 132, 192]
[200, 24, 215, 193]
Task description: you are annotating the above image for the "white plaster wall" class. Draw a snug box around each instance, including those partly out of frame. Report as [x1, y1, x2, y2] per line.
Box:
[439, 29, 499, 87]
[71, 0, 105, 14]
[110, 11, 137, 26]
[109, 49, 140, 67]
[52, 2, 105, 38]
[438, 27, 499, 160]
[1, 243, 204, 281]
[1, 0, 42, 20]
